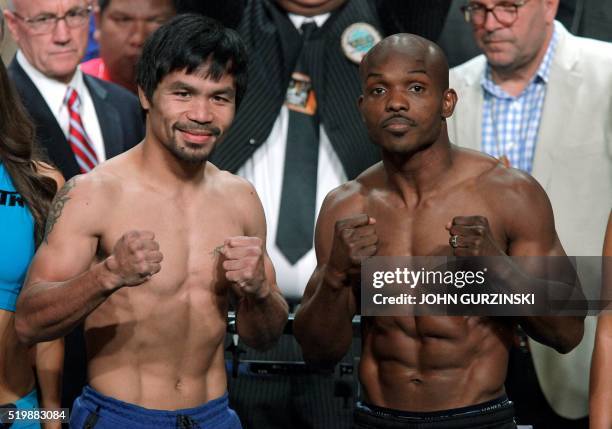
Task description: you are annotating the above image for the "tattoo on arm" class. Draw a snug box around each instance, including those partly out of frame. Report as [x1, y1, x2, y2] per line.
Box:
[43, 177, 77, 244]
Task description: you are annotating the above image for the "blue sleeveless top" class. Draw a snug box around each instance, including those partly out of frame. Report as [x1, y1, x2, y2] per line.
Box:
[0, 162, 35, 312]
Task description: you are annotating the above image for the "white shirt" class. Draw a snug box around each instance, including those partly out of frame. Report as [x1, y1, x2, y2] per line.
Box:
[17, 51, 106, 162]
[237, 13, 346, 301]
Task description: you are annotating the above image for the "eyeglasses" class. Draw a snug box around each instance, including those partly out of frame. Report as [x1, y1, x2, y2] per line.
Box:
[461, 1, 529, 27]
[12, 6, 92, 34]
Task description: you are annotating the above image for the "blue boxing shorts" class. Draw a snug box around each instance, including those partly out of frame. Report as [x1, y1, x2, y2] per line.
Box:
[70, 385, 242, 429]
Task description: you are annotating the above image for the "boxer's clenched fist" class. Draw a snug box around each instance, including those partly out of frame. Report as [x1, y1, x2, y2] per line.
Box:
[446, 216, 504, 257]
[328, 214, 378, 280]
[221, 237, 268, 298]
[105, 230, 163, 287]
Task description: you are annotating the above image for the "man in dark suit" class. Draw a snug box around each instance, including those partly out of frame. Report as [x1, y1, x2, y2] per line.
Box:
[178, 1, 451, 428]
[3, 0, 143, 410]
[4, 0, 143, 181]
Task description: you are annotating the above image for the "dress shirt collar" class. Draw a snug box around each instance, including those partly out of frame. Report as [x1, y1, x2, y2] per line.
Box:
[16, 50, 87, 115]
[288, 12, 330, 31]
[481, 22, 559, 99]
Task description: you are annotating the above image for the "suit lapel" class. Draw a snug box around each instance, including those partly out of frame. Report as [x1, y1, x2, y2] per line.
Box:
[455, 79, 483, 152]
[531, 29, 580, 190]
[84, 75, 123, 159]
[8, 59, 80, 178]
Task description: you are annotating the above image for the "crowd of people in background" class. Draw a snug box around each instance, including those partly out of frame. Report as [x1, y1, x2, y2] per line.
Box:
[0, 0, 610, 428]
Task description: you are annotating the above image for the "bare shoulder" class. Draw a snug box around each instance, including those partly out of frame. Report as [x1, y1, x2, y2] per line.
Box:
[454, 146, 548, 204]
[208, 164, 260, 205]
[321, 162, 382, 218]
[63, 168, 123, 201]
[462, 149, 556, 236]
[479, 162, 549, 208]
[48, 164, 127, 228]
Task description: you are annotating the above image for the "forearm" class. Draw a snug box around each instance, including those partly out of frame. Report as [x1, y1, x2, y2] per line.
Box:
[589, 316, 612, 428]
[16, 261, 121, 344]
[294, 267, 356, 365]
[236, 288, 288, 350]
[519, 315, 584, 353]
[34, 339, 63, 409]
[488, 258, 585, 352]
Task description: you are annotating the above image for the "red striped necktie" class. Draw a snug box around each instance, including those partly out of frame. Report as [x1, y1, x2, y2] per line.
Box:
[64, 86, 98, 173]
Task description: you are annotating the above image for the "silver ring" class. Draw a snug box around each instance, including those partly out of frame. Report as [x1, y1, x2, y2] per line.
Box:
[450, 235, 459, 248]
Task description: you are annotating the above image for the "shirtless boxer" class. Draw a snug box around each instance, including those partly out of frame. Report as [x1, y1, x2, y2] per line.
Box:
[15, 14, 288, 429]
[294, 34, 584, 429]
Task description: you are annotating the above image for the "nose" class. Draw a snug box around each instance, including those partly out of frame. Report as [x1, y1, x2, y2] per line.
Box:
[386, 88, 408, 112]
[186, 99, 214, 124]
[129, 20, 148, 48]
[483, 9, 502, 32]
[52, 18, 71, 44]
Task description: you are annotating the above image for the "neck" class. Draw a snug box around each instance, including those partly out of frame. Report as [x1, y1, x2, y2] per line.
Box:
[139, 137, 208, 190]
[490, 27, 554, 97]
[381, 134, 453, 206]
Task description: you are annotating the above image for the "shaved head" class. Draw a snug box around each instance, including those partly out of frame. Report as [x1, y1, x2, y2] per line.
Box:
[357, 33, 457, 156]
[360, 33, 449, 93]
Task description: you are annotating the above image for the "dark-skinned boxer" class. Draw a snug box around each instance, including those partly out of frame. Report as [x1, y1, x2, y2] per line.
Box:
[294, 33, 584, 429]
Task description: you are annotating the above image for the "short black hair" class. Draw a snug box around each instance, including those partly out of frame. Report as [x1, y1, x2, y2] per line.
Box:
[136, 13, 248, 108]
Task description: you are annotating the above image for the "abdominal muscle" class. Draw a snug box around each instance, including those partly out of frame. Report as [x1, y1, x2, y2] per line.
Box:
[84, 278, 230, 410]
[359, 315, 513, 411]
[0, 310, 35, 403]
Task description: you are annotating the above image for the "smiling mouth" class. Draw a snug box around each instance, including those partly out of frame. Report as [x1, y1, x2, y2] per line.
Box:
[178, 129, 215, 143]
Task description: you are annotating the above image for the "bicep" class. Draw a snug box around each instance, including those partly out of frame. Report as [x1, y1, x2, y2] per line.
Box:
[26, 179, 100, 285]
[504, 178, 573, 282]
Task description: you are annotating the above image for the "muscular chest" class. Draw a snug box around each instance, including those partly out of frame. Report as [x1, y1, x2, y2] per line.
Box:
[98, 191, 243, 296]
[365, 188, 507, 256]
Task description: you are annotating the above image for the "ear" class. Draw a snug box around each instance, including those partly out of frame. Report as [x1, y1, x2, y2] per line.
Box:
[357, 94, 366, 122]
[137, 86, 150, 111]
[544, 0, 559, 24]
[441, 88, 457, 119]
[3, 10, 20, 44]
[93, 8, 101, 42]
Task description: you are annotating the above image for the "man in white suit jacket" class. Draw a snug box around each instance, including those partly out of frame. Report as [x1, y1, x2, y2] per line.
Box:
[447, 0, 612, 424]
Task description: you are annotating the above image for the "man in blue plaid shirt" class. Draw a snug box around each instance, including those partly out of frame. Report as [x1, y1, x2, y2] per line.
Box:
[447, 0, 612, 427]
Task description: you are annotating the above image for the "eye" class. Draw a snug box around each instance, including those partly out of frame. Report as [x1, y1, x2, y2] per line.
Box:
[212, 95, 231, 103]
[32, 14, 54, 24]
[173, 91, 190, 98]
[409, 84, 425, 93]
[148, 16, 168, 25]
[111, 15, 133, 24]
[370, 87, 386, 96]
[66, 8, 84, 18]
